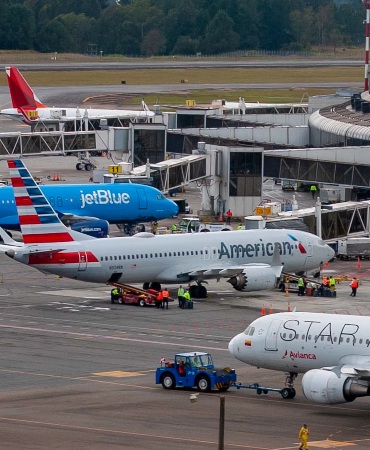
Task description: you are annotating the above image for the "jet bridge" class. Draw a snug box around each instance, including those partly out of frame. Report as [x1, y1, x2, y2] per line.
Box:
[129, 154, 209, 193]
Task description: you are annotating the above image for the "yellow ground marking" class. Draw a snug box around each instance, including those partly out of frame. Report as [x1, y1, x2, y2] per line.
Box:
[309, 440, 355, 448]
[93, 370, 144, 378]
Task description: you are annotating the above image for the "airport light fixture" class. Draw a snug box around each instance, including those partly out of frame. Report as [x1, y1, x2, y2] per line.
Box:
[189, 393, 225, 450]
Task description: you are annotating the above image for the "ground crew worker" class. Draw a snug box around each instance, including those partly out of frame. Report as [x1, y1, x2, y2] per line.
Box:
[237, 224, 243, 230]
[111, 287, 119, 304]
[329, 275, 336, 292]
[226, 209, 233, 225]
[152, 221, 158, 235]
[156, 290, 163, 308]
[297, 277, 305, 296]
[350, 277, 359, 297]
[162, 287, 170, 309]
[298, 424, 310, 450]
[171, 224, 177, 233]
[310, 184, 317, 199]
[177, 285, 185, 308]
[183, 289, 191, 309]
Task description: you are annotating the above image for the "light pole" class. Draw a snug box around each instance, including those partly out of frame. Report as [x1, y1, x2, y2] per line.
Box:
[190, 393, 225, 450]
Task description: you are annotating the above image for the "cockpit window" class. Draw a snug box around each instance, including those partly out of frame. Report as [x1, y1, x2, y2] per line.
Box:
[244, 326, 255, 336]
[157, 194, 165, 200]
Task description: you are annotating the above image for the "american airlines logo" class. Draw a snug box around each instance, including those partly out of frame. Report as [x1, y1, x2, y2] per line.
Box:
[282, 350, 316, 360]
[81, 190, 130, 208]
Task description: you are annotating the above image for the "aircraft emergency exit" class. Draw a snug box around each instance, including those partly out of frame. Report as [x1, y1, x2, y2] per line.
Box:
[0, 67, 154, 124]
[0, 179, 178, 237]
[0, 160, 334, 297]
[229, 312, 370, 404]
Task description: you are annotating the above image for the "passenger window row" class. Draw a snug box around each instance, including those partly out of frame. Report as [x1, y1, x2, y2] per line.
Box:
[100, 248, 220, 261]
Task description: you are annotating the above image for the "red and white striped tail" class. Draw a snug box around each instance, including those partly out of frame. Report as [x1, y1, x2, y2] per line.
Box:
[8, 159, 75, 244]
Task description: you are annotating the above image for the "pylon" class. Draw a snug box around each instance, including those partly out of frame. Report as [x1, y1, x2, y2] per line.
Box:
[287, 302, 291, 312]
[261, 304, 266, 316]
[285, 287, 289, 297]
[218, 212, 223, 222]
[269, 304, 273, 314]
[357, 257, 361, 269]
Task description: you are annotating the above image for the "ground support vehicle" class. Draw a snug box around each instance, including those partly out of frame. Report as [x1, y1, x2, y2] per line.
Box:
[156, 352, 236, 392]
[177, 216, 232, 233]
[109, 283, 173, 307]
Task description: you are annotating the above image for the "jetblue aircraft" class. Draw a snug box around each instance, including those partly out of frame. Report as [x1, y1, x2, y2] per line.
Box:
[229, 312, 370, 404]
[0, 160, 334, 298]
[0, 180, 178, 237]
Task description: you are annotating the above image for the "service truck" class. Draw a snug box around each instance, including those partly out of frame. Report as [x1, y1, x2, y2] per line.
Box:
[337, 237, 370, 259]
[156, 352, 236, 392]
[177, 216, 232, 233]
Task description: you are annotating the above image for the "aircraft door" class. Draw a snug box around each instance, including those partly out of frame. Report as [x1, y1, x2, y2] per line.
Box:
[306, 241, 313, 257]
[78, 252, 87, 271]
[136, 187, 148, 209]
[264, 319, 282, 351]
[57, 196, 63, 208]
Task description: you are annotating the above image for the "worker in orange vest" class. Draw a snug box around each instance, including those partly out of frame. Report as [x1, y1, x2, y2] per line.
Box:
[350, 277, 359, 297]
[162, 288, 170, 310]
[226, 209, 233, 225]
[156, 290, 163, 309]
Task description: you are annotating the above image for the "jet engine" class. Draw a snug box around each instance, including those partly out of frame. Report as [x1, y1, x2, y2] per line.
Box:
[302, 369, 370, 404]
[70, 219, 109, 238]
[228, 267, 277, 292]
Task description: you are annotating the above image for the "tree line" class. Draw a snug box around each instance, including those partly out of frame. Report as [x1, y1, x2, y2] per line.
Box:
[0, 0, 365, 57]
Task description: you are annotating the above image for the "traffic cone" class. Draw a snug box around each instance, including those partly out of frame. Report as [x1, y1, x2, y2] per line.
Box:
[287, 302, 291, 312]
[357, 257, 361, 269]
[269, 304, 273, 314]
[261, 304, 265, 316]
[285, 287, 289, 297]
[218, 212, 223, 222]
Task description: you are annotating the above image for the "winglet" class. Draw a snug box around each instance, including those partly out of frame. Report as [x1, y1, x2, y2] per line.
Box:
[5, 67, 46, 110]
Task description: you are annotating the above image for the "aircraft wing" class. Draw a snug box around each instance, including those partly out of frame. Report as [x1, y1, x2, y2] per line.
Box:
[322, 357, 370, 380]
[187, 262, 282, 279]
[58, 213, 99, 225]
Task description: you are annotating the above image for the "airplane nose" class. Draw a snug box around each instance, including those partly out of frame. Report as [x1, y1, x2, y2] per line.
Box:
[228, 337, 236, 356]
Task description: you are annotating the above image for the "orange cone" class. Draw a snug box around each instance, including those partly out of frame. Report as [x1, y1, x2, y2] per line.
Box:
[218, 212, 223, 222]
[287, 302, 291, 312]
[357, 257, 361, 269]
[285, 287, 289, 297]
[261, 304, 265, 316]
[269, 304, 273, 314]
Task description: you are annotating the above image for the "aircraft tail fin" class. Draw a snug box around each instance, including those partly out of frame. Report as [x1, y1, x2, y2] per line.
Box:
[8, 159, 78, 245]
[5, 67, 47, 110]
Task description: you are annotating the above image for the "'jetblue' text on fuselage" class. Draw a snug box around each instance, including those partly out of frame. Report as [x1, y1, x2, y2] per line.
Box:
[81, 190, 130, 208]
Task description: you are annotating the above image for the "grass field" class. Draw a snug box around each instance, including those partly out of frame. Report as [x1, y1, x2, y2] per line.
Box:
[0, 64, 363, 106]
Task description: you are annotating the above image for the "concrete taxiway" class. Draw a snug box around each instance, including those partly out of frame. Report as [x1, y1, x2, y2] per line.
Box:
[0, 246, 370, 449]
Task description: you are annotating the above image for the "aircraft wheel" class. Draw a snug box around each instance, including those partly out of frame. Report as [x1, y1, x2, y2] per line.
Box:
[143, 282, 150, 290]
[199, 285, 207, 298]
[196, 375, 211, 392]
[139, 298, 146, 307]
[218, 383, 230, 392]
[281, 388, 295, 399]
[161, 373, 175, 390]
[76, 163, 83, 170]
[85, 163, 92, 171]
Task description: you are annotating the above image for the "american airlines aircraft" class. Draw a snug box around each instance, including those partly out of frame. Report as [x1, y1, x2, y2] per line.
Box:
[0, 67, 154, 125]
[0, 181, 178, 237]
[229, 312, 370, 404]
[0, 160, 334, 297]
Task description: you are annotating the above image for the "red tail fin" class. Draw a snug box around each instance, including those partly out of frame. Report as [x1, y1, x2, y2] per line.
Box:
[5, 67, 46, 110]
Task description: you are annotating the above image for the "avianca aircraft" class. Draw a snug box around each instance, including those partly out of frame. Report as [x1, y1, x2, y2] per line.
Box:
[229, 312, 370, 404]
[0, 181, 178, 237]
[0, 67, 154, 125]
[0, 160, 334, 297]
